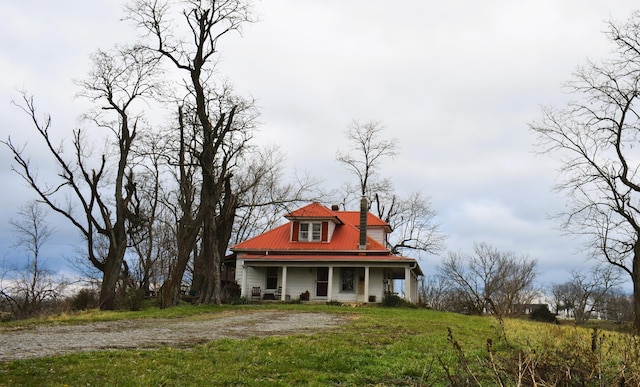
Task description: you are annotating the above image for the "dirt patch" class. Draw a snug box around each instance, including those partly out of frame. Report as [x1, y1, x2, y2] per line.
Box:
[0, 310, 346, 361]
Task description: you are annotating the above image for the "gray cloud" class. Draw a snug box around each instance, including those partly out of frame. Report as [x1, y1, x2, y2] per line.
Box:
[1, 0, 637, 290]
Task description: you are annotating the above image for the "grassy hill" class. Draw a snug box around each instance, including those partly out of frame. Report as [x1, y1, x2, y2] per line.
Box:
[1, 304, 638, 385]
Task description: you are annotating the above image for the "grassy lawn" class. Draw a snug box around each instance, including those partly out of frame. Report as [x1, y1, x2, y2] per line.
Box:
[1, 304, 638, 386]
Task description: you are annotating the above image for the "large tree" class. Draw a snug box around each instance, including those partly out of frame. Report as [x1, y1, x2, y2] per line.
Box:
[4, 46, 160, 309]
[530, 11, 640, 333]
[128, 0, 256, 305]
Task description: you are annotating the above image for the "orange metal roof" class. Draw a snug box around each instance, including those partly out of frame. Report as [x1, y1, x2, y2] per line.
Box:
[232, 203, 391, 253]
[231, 220, 388, 252]
[285, 202, 341, 221]
[337, 211, 391, 231]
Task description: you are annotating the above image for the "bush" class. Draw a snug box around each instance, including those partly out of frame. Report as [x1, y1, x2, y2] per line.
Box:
[229, 296, 248, 305]
[70, 288, 99, 311]
[529, 305, 558, 324]
[222, 282, 241, 303]
[382, 292, 403, 307]
[123, 288, 145, 311]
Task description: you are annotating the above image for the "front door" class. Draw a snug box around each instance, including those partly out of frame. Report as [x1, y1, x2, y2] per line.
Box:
[316, 267, 329, 297]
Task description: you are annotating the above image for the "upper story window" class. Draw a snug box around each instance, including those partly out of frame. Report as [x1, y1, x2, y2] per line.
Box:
[299, 222, 322, 242]
[292, 220, 329, 242]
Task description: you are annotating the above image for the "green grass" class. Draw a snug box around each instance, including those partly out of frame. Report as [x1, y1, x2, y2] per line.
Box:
[0, 304, 638, 386]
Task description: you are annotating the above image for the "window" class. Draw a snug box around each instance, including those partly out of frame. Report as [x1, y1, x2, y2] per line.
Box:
[312, 223, 321, 241]
[266, 267, 278, 289]
[341, 268, 355, 291]
[299, 222, 321, 242]
[300, 222, 309, 240]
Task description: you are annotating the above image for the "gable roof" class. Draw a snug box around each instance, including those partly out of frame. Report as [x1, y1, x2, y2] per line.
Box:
[284, 202, 342, 223]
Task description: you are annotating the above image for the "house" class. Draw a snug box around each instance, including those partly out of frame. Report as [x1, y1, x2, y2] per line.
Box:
[231, 198, 423, 304]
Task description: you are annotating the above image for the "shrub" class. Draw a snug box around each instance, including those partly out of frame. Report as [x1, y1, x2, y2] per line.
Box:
[229, 296, 248, 305]
[123, 288, 145, 311]
[529, 305, 558, 324]
[70, 288, 99, 311]
[382, 292, 403, 307]
[222, 282, 241, 303]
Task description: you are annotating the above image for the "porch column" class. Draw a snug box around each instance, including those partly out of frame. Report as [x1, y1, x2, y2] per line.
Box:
[281, 266, 288, 301]
[364, 266, 370, 303]
[241, 263, 247, 298]
[327, 266, 334, 301]
[404, 266, 411, 303]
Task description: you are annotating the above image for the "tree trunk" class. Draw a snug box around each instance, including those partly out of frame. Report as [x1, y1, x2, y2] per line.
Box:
[159, 226, 198, 308]
[633, 243, 640, 334]
[197, 218, 225, 305]
[198, 177, 237, 305]
[99, 242, 126, 310]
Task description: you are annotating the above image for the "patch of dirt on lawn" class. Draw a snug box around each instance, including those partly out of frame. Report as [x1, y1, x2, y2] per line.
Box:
[0, 310, 346, 361]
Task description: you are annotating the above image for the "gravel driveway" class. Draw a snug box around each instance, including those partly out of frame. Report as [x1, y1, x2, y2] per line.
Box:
[0, 310, 345, 361]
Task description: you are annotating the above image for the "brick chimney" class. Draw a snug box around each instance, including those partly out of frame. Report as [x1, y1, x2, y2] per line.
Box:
[359, 196, 368, 249]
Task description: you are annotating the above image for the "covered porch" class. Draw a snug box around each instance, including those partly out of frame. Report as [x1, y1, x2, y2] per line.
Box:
[237, 259, 422, 304]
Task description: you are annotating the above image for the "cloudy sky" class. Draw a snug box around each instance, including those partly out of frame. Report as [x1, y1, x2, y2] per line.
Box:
[1, 1, 638, 289]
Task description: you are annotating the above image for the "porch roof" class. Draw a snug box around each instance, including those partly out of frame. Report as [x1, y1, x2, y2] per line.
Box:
[239, 254, 423, 275]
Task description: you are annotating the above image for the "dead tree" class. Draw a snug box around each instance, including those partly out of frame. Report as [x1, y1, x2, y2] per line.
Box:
[531, 11, 640, 332]
[4, 46, 160, 309]
[128, 0, 255, 305]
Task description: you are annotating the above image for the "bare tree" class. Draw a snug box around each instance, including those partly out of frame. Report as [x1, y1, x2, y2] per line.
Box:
[3, 46, 161, 309]
[156, 105, 202, 307]
[127, 0, 254, 306]
[437, 242, 538, 316]
[551, 265, 622, 324]
[1, 202, 65, 318]
[385, 192, 446, 257]
[418, 275, 449, 310]
[231, 146, 321, 244]
[597, 289, 634, 322]
[530, 11, 640, 332]
[129, 130, 174, 296]
[336, 120, 445, 257]
[336, 120, 397, 199]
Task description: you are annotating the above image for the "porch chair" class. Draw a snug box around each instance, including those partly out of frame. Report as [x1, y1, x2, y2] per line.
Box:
[251, 286, 261, 301]
[274, 286, 282, 301]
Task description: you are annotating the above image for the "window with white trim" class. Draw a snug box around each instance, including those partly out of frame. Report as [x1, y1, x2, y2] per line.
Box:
[299, 222, 322, 242]
[266, 267, 278, 289]
[341, 268, 355, 291]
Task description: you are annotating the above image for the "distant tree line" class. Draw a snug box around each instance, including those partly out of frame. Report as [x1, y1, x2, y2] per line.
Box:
[419, 243, 633, 325]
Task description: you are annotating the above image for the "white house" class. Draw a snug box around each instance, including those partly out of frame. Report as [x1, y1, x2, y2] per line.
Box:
[231, 199, 423, 304]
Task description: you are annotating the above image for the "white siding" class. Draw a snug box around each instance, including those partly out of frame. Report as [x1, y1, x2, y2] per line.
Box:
[367, 228, 385, 246]
[281, 267, 315, 299]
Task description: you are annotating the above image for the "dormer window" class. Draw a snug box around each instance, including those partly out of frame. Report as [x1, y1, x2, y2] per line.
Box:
[291, 220, 330, 242]
[300, 222, 322, 242]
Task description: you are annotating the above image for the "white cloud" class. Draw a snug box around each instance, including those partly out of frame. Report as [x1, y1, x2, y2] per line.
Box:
[1, 0, 638, 291]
